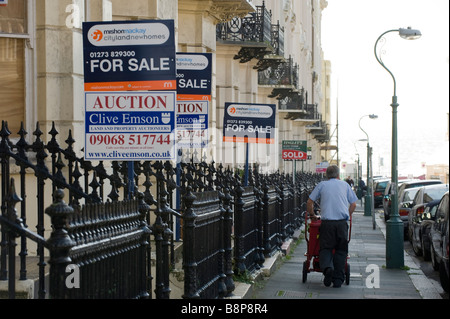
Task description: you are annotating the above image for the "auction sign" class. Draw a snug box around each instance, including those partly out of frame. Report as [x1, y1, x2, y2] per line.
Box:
[223, 103, 276, 144]
[176, 53, 212, 149]
[282, 140, 307, 160]
[83, 20, 176, 160]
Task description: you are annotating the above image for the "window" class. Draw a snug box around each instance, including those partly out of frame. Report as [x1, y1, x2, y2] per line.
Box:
[424, 187, 448, 203]
[376, 181, 388, 191]
[0, 0, 33, 137]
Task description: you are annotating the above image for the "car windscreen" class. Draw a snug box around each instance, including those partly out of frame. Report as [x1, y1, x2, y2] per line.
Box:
[423, 187, 449, 203]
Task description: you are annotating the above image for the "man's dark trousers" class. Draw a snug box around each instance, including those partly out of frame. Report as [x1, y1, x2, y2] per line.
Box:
[319, 220, 349, 285]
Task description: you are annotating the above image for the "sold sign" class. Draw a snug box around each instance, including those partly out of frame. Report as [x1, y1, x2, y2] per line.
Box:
[282, 140, 307, 161]
[282, 150, 307, 160]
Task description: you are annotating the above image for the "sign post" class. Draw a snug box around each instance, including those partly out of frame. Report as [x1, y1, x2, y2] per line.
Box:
[175, 53, 212, 240]
[282, 140, 307, 184]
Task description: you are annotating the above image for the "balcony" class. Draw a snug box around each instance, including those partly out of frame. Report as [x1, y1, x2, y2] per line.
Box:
[308, 121, 330, 143]
[216, 1, 285, 70]
[278, 89, 306, 120]
[258, 56, 299, 99]
[292, 102, 319, 122]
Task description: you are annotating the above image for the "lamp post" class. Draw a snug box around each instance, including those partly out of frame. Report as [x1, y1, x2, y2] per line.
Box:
[359, 114, 378, 217]
[374, 27, 422, 269]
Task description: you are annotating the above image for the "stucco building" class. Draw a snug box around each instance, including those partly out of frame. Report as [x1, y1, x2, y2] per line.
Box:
[0, 0, 333, 173]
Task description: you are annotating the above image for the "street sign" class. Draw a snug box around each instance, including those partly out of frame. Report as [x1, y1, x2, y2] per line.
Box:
[223, 103, 276, 144]
[176, 53, 212, 149]
[83, 20, 176, 160]
[282, 140, 307, 160]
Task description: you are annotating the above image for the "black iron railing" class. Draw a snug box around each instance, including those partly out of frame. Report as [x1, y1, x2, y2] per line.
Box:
[0, 120, 322, 299]
[258, 56, 299, 100]
[217, 2, 272, 44]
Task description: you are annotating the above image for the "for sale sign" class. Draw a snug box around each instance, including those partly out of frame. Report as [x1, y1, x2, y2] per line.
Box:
[83, 20, 176, 91]
[176, 53, 212, 149]
[282, 140, 307, 160]
[83, 20, 176, 160]
[223, 103, 276, 144]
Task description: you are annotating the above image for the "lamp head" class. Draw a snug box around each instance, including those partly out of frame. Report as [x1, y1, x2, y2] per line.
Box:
[369, 114, 378, 119]
[399, 27, 422, 40]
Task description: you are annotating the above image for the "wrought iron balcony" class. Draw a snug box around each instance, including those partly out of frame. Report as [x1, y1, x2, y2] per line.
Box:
[254, 21, 285, 71]
[271, 21, 284, 57]
[290, 103, 321, 124]
[308, 120, 330, 143]
[258, 56, 299, 100]
[216, 1, 285, 70]
[278, 89, 307, 120]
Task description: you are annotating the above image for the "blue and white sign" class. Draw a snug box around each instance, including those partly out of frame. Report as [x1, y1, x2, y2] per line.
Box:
[84, 91, 176, 160]
[83, 20, 176, 91]
[223, 103, 276, 144]
[83, 20, 177, 160]
[176, 53, 212, 149]
[176, 53, 212, 96]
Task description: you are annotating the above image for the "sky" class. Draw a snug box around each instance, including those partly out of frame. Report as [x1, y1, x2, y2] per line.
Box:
[321, 0, 449, 178]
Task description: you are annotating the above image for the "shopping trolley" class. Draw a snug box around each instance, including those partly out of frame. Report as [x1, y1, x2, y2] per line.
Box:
[302, 210, 352, 285]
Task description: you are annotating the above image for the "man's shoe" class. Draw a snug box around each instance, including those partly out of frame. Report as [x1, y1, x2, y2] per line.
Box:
[324, 268, 333, 287]
[333, 280, 342, 288]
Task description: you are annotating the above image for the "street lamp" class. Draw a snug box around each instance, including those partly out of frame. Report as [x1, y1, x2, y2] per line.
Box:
[359, 114, 378, 218]
[374, 27, 422, 269]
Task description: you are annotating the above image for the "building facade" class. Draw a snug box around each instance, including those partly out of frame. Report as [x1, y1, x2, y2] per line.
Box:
[0, 0, 333, 174]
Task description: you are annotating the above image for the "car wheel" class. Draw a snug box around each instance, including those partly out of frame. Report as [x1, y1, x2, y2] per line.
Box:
[431, 247, 440, 271]
[412, 236, 422, 256]
[421, 236, 431, 261]
[439, 261, 449, 293]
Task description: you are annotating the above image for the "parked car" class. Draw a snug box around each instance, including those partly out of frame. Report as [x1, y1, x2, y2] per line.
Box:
[373, 178, 390, 208]
[408, 184, 449, 241]
[430, 191, 449, 292]
[398, 188, 422, 237]
[410, 199, 441, 260]
[383, 179, 413, 221]
[384, 179, 443, 221]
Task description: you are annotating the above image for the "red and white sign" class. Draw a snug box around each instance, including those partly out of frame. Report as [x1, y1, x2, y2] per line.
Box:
[316, 162, 329, 173]
[282, 150, 307, 160]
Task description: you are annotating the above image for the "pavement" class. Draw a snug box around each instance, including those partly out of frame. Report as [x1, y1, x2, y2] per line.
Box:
[231, 201, 446, 300]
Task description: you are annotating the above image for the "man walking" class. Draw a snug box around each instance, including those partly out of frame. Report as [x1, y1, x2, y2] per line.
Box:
[307, 165, 357, 288]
